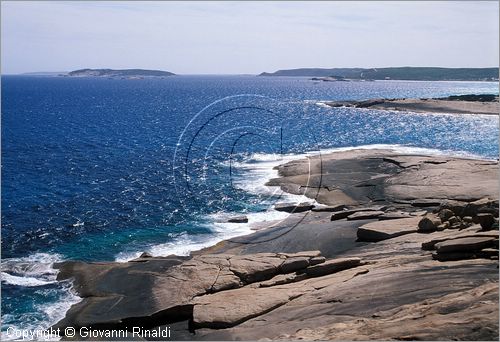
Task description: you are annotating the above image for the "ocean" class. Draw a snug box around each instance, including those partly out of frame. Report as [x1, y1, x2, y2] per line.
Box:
[1, 75, 499, 337]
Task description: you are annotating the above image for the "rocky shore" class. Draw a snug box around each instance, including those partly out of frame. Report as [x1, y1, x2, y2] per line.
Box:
[54, 149, 499, 340]
[323, 94, 499, 115]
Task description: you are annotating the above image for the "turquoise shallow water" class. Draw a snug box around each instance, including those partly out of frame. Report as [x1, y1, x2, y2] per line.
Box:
[1, 75, 499, 335]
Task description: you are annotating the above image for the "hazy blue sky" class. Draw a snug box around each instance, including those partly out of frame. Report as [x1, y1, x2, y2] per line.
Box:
[2, 1, 499, 74]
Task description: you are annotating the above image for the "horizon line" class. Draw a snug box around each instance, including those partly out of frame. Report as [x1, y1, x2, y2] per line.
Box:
[6, 65, 500, 76]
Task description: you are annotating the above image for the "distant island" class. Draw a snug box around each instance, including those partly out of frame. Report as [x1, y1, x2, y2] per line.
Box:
[260, 67, 499, 81]
[67, 68, 175, 78]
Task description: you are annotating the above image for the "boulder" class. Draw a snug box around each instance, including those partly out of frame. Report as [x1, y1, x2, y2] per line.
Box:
[434, 236, 497, 254]
[347, 211, 384, 220]
[462, 216, 473, 223]
[304, 257, 362, 277]
[463, 198, 499, 217]
[436, 200, 467, 217]
[357, 217, 421, 242]
[436, 222, 450, 231]
[421, 230, 499, 251]
[309, 256, 326, 265]
[476, 213, 495, 230]
[274, 202, 314, 213]
[139, 252, 153, 258]
[432, 252, 476, 261]
[438, 209, 454, 222]
[331, 210, 352, 221]
[227, 215, 249, 223]
[279, 257, 310, 274]
[418, 214, 441, 232]
[448, 216, 460, 225]
[331, 206, 389, 221]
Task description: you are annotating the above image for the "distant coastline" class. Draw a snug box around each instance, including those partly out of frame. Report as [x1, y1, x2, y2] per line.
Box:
[260, 67, 500, 81]
[13, 66, 500, 81]
[321, 94, 500, 115]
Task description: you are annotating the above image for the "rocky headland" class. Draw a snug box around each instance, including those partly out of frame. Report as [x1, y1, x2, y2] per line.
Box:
[260, 67, 500, 81]
[323, 94, 499, 115]
[54, 149, 499, 340]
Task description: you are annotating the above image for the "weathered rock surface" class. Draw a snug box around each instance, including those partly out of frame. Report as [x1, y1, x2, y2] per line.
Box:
[267, 150, 498, 207]
[54, 251, 324, 332]
[435, 236, 497, 254]
[421, 228, 499, 250]
[192, 287, 302, 329]
[357, 217, 421, 241]
[274, 282, 499, 341]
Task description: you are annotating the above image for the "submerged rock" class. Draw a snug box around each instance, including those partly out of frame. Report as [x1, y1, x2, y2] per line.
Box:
[227, 215, 249, 223]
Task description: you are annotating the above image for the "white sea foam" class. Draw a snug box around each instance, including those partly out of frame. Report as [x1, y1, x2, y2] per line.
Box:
[114, 232, 225, 262]
[1, 286, 80, 341]
[315, 101, 334, 108]
[1, 253, 81, 341]
[1, 253, 62, 286]
[0, 273, 56, 287]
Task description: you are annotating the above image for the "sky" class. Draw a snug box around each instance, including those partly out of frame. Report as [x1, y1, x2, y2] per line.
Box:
[1, 1, 499, 74]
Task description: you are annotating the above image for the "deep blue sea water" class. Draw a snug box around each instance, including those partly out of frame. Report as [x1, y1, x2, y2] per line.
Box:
[1, 75, 499, 336]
